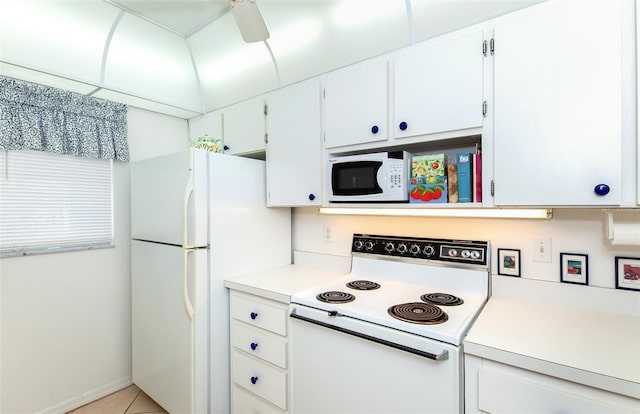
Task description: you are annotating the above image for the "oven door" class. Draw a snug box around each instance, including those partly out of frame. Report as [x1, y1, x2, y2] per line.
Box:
[289, 305, 462, 414]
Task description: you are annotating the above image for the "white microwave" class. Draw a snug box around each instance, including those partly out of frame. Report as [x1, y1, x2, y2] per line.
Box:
[327, 151, 412, 202]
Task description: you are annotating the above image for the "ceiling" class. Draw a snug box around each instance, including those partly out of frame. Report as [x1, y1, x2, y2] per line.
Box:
[0, 0, 546, 119]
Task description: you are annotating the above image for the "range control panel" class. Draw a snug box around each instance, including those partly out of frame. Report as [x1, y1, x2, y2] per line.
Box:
[351, 234, 489, 267]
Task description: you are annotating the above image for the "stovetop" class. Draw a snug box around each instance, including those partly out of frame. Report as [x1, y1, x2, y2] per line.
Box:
[290, 234, 491, 346]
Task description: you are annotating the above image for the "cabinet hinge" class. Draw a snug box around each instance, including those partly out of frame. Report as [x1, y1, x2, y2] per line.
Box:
[491, 180, 495, 197]
[263, 104, 268, 116]
[264, 133, 268, 143]
[483, 40, 488, 57]
[482, 101, 488, 117]
[490, 38, 495, 56]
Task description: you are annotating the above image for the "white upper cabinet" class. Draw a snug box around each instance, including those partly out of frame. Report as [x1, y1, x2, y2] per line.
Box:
[266, 78, 323, 206]
[393, 30, 484, 139]
[223, 96, 267, 156]
[324, 59, 388, 149]
[493, 0, 623, 206]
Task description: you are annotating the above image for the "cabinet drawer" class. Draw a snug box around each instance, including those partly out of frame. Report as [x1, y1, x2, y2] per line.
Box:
[232, 384, 285, 414]
[233, 351, 287, 410]
[232, 321, 287, 369]
[231, 293, 287, 336]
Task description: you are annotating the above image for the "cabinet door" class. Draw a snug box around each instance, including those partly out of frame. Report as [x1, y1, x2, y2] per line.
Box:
[224, 96, 266, 155]
[493, 0, 622, 206]
[394, 30, 484, 139]
[324, 59, 388, 148]
[266, 78, 322, 206]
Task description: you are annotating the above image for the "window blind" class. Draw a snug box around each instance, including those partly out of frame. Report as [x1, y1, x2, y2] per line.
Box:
[0, 150, 113, 256]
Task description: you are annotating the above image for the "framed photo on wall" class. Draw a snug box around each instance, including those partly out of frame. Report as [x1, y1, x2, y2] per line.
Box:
[497, 248, 521, 277]
[615, 256, 640, 292]
[560, 253, 588, 285]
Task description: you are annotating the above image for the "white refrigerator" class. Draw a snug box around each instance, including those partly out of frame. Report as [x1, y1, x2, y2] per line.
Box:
[130, 148, 291, 414]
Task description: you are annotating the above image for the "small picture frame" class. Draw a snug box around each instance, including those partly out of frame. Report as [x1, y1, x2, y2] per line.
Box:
[497, 248, 521, 277]
[615, 256, 640, 292]
[560, 253, 588, 285]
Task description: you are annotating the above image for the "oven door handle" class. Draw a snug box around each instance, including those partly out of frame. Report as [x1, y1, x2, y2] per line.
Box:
[290, 309, 449, 361]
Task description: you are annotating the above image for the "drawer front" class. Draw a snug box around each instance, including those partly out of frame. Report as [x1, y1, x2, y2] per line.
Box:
[231, 293, 287, 336]
[232, 384, 286, 414]
[233, 351, 288, 410]
[232, 321, 288, 369]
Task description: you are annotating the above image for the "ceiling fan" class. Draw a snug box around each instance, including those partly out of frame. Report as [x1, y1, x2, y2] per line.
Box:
[229, 0, 270, 42]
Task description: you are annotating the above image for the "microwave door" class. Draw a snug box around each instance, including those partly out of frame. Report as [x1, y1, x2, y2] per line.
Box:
[332, 161, 383, 196]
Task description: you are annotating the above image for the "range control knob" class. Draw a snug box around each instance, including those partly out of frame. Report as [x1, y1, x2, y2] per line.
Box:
[397, 243, 408, 254]
[409, 244, 421, 255]
[364, 241, 374, 251]
[384, 242, 395, 253]
[448, 249, 458, 257]
[354, 240, 364, 250]
[461, 250, 471, 258]
[424, 245, 435, 256]
[471, 250, 481, 259]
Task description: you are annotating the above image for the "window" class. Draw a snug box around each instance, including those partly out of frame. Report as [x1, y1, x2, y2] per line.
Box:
[0, 150, 113, 256]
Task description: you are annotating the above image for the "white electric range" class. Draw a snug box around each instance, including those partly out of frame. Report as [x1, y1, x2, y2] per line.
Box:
[289, 234, 490, 413]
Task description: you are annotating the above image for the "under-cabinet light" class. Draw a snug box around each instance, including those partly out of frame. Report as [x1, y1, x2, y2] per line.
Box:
[317, 208, 553, 219]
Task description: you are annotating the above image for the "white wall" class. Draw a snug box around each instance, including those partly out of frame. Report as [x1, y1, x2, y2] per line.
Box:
[0, 107, 188, 414]
[293, 208, 640, 289]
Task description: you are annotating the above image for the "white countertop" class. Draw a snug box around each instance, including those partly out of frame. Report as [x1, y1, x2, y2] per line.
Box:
[224, 251, 351, 303]
[464, 275, 640, 399]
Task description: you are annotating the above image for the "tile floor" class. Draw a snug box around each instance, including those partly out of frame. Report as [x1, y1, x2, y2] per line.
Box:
[66, 385, 168, 414]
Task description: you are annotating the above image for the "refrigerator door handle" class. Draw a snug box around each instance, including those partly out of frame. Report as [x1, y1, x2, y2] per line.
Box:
[183, 249, 195, 321]
[182, 156, 195, 249]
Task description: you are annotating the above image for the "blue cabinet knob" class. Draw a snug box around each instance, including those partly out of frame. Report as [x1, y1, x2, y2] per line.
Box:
[250, 342, 258, 351]
[308, 193, 316, 201]
[399, 121, 408, 131]
[250, 376, 259, 384]
[250, 312, 258, 320]
[223, 145, 230, 151]
[594, 184, 610, 196]
[371, 125, 379, 134]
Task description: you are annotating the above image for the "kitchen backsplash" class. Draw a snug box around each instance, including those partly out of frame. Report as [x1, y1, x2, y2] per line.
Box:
[292, 208, 640, 290]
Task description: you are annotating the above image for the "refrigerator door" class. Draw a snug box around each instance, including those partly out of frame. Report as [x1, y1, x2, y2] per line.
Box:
[207, 153, 291, 414]
[132, 240, 208, 414]
[131, 148, 208, 247]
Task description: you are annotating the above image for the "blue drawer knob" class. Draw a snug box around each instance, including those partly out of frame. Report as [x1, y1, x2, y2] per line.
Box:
[250, 312, 258, 320]
[371, 125, 379, 134]
[594, 184, 610, 196]
[399, 121, 408, 131]
[250, 376, 259, 384]
[308, 193, 316, 201]
[250, 342, 258, 351]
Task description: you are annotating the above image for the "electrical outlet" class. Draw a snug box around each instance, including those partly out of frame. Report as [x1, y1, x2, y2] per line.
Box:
[322, 225, 332, 243]
[534, 238, 552, 262]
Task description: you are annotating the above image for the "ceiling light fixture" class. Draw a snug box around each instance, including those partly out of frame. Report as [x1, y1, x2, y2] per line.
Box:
[230, 0, 270, 42]
[317, 207, 553, 219]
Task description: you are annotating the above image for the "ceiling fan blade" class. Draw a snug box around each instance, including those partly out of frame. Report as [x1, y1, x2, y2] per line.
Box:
[230, 0, 270, 42]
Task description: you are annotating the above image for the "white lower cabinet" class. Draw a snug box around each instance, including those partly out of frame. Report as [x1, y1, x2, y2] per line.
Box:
[465, 355, 640, 413]
[230, 291, 289, 413]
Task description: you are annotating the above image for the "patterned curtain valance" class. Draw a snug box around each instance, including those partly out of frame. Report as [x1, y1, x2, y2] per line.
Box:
[0, 76, 129, 161]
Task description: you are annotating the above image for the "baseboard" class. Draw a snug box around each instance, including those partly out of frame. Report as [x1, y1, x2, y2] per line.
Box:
[34, 376, 133, 414]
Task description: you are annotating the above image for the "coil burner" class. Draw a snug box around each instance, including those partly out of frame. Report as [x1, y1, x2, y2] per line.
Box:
[316, 291, 356, 304]
[387, 302, 449, 325]
[346, 280, 381, 290]
[420, 293, 464, 306]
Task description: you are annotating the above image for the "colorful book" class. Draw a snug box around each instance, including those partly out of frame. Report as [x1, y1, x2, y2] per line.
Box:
[447, 164, 458, 203]
[473, 152, 482, 203]
[456, 153, 472, 203]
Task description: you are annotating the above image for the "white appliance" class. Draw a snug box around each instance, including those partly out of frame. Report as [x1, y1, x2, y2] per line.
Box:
[327, 151, 412, 202]
[131, 148, 291, 414]
[289, 234, 489, 413]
